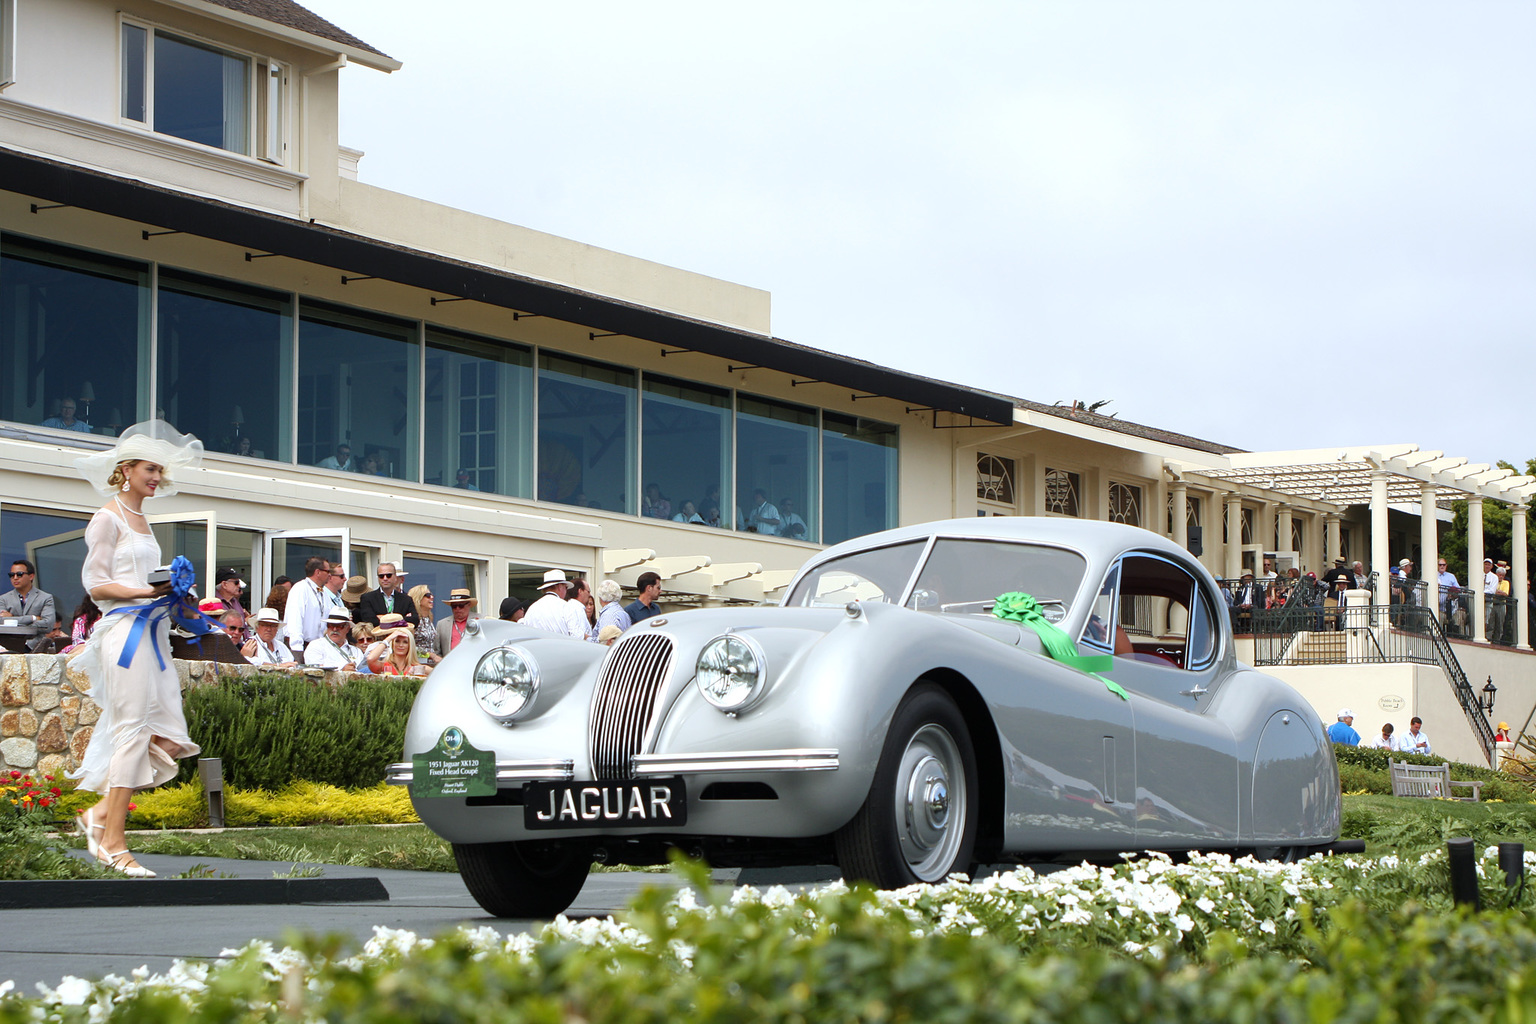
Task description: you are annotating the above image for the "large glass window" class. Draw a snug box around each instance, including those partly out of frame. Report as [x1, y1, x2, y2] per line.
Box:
[424, 328, 532, 496]
[1, 507, 91, 631]
[822, 414, 897, 545]
[298, 302, 419, 480]
[0, 236, 148, 434]
[158, 271, 292, 460]
[122, 25, 251, 154]
[537, 353, 635, 513]
[404, 553, 480, 615]
[736, 395, 817, 539]
[641, 374, 731, 527]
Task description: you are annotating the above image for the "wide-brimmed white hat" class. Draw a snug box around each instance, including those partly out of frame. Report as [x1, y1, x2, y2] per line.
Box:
[253, 607, 282, 625]
[324, 608, 354, 624]
[73, 420, 203, 497]
[537, 568, 571, 590]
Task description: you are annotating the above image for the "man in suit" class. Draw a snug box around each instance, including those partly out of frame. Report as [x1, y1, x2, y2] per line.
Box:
[356, 562, 419, 627]
[1230, 570, 1265, 634]
[1, 559, 56, 650]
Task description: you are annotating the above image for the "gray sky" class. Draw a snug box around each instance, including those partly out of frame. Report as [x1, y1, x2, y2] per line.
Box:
[310, 1, 1536, 467]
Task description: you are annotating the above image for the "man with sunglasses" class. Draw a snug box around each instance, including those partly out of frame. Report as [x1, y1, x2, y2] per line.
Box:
[356, 561, 420, 627]
[1, 560, 56, 649]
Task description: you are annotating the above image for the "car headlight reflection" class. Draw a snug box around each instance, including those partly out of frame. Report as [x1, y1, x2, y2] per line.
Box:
[473, 644, 540, 723]
[695, 633, 767, 713]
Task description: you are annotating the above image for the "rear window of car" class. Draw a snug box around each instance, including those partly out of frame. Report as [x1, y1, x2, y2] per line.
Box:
[904, 539, 1087, 620]
[785, 540, 927, 607]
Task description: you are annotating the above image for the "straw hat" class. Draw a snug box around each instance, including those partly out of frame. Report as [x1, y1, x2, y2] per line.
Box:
[376, 612, 407, 630]
[445, 588, 478, 607]
[341, 576, 369, 604]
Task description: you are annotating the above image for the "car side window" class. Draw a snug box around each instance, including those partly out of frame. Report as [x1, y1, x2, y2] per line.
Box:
[1080, 564, 1118, 652]
[1111, 554, 1206, 671]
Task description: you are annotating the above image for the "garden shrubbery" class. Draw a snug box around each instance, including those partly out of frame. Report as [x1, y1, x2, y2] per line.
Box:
[1333, 742, 1534, 801]
[178, 673, 420, 790]
[126, 781, 417, 829]
[10, 851, 1536, 1022]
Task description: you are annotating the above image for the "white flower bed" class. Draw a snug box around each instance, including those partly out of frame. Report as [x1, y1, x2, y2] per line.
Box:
[11, 847, 1529, 1019]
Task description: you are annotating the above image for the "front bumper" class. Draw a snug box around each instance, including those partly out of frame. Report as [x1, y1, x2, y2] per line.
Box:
[385, 748, 839, 786]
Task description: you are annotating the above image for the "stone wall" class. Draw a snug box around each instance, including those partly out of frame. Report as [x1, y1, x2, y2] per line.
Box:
[0, 654, 358, 777]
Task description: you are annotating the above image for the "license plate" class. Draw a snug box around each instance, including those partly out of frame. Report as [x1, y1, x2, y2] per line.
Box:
[524, 778, 687, 830]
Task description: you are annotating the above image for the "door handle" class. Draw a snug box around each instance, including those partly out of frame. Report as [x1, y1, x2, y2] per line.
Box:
[1179, 684, 1207, 699]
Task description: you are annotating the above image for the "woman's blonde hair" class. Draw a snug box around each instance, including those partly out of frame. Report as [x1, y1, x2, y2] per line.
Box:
[379, 627, 417, 671]
[408, 583, 432, 609]
[106, 460, 140, 490]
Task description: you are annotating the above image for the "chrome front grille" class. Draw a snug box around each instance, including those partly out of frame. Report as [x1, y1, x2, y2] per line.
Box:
[589, 631, 676, 780]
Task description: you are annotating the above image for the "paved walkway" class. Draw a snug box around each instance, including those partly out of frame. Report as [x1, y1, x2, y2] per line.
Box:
[0, 852, 708, 991]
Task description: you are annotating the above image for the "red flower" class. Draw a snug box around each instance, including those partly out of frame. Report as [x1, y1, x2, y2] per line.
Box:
[127, 803, 137, 811]
[8, 770, 19, 779]
[49, 787, 61, 796]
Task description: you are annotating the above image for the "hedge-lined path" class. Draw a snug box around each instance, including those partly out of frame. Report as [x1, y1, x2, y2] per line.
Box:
[0, 856, 698, 991]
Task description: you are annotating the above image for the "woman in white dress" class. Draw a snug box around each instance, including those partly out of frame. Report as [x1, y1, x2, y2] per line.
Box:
[70, 422, 203, 877]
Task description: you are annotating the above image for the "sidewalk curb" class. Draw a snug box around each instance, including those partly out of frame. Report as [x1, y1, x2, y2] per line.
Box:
[0, 876, 389, 909]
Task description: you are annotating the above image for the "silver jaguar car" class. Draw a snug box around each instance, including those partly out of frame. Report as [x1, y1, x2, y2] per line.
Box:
[388, 517, 1341, 917]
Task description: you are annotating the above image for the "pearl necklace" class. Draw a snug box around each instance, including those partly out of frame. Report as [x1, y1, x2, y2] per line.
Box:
[112, 497, 152, 585]
[114, 496, 146, 518]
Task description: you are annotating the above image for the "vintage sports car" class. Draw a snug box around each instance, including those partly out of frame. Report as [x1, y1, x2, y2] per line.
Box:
[388, 517, 1342, 917]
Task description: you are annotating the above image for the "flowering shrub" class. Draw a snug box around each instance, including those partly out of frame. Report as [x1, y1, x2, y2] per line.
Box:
[8, 847, 1536, 1021]
[0, 769, 61, 819]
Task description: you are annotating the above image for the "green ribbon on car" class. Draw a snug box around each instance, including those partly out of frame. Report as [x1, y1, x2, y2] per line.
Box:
[992, 592, 1129, 701]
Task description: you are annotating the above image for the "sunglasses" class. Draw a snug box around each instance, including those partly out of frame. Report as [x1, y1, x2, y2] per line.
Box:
[377, 573, 395, 579]
[7, 571, 26, 577]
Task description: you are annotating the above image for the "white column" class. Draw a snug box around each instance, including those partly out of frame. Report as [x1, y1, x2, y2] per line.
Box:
[1469, 496, 1486, 643]
[1224, 493, 1243, 579]
[1324, 513, 1342, 567]
[1420, 483, 1439, 620]
[1514, 504, 1529, 650]
[1370, 471, 1391, 607]
[1170, 481, 1188, 549]
[1277, 503, 1293, 561]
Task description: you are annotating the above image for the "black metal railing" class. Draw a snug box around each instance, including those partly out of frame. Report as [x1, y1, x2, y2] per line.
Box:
[1251, 603, 1496, 764]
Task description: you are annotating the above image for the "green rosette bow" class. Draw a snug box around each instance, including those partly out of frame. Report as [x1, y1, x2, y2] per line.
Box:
[992, 592, 1130, 701]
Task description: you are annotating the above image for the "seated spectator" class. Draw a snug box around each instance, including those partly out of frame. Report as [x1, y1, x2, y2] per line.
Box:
[2, 558, 56, 650]
[368, 627, 424, 676]
[41, 398, 92, 433]
[454, 468, 481, 491]
[700, 502, 723, 528]
[642, 483, 671, 519]
[316, 443, 355, 472]
[779, 498, 808, 539]
[305, 609, 365, 670]
[1370, 722, 1397, 751]
[233, 436, 257, 457]
[196, 598, 232, 635]
[672, 500, 705, 524]
[61, 595, 102, 654]
[242, 607, 296, 668]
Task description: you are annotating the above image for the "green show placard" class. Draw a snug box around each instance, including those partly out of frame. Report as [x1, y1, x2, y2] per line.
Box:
[410, 727, 496, 798]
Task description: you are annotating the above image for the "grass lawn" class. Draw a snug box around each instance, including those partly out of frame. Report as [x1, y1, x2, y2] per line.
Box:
[73, 793, 1536, 875]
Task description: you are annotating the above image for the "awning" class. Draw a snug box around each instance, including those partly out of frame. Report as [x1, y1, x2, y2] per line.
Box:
[1204, 446, 1536, 507]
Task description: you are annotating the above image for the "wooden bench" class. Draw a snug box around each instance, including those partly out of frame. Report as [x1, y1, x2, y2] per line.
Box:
[1389, 758, 1482, 802]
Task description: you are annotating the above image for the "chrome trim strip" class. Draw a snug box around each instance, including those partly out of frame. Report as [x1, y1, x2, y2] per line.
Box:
[384, 759, 575, 785]
[630, 749, 840, 775]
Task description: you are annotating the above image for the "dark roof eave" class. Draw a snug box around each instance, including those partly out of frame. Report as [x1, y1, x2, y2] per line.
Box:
[0, 149, 1011, 425]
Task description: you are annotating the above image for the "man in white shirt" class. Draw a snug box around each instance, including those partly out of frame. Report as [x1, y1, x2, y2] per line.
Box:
[1484, 557, 1499, 634]
[1400, 716, 1432, 756]
[778, 497, 808, 540]
[524, 569, 589, 639]
[284, 557, 333, 663]
[316, 443, 355, 472]
[242, 607, 295, 668]
[744, 489, 781, 535]
[304, 608, 364, 670]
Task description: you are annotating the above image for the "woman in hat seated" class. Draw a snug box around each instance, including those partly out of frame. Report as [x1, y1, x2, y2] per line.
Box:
[69, 420, 205, 878]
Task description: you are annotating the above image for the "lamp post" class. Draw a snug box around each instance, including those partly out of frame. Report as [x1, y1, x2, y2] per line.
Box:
[1481, 676, 1498, 715]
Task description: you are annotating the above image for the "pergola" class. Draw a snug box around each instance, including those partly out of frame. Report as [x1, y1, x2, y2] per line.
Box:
[1202, 445, 1536, 648]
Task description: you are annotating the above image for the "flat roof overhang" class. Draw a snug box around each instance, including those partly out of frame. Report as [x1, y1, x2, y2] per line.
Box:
[0, 148, 1013, 425]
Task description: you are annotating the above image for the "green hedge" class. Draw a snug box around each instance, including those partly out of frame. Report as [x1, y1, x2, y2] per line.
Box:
[177, 673, 420, 790]
[1333, 743, 1535, 802]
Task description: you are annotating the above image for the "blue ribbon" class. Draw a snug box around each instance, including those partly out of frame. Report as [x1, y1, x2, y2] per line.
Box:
[102, 556, 222, 670]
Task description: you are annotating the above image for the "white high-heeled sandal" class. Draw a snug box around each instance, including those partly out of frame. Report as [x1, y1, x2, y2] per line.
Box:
[97, 848, 156, 879]
[75, 808, 105, 859]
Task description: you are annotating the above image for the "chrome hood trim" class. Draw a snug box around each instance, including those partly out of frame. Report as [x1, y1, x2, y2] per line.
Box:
[386, 759, 575, 786]
[631, 748, 840, 776]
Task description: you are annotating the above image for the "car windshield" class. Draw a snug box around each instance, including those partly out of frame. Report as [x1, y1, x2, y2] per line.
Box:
[904, 539, 1087, 620]
[785, 540, 926, 606]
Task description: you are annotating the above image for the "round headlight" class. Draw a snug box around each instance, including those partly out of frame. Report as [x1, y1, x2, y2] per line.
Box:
[695, 633, 767, 713]
[473, 644, 540, 723]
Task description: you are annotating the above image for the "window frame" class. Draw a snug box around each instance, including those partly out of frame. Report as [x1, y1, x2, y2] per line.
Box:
[118, 15, 287, 162]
